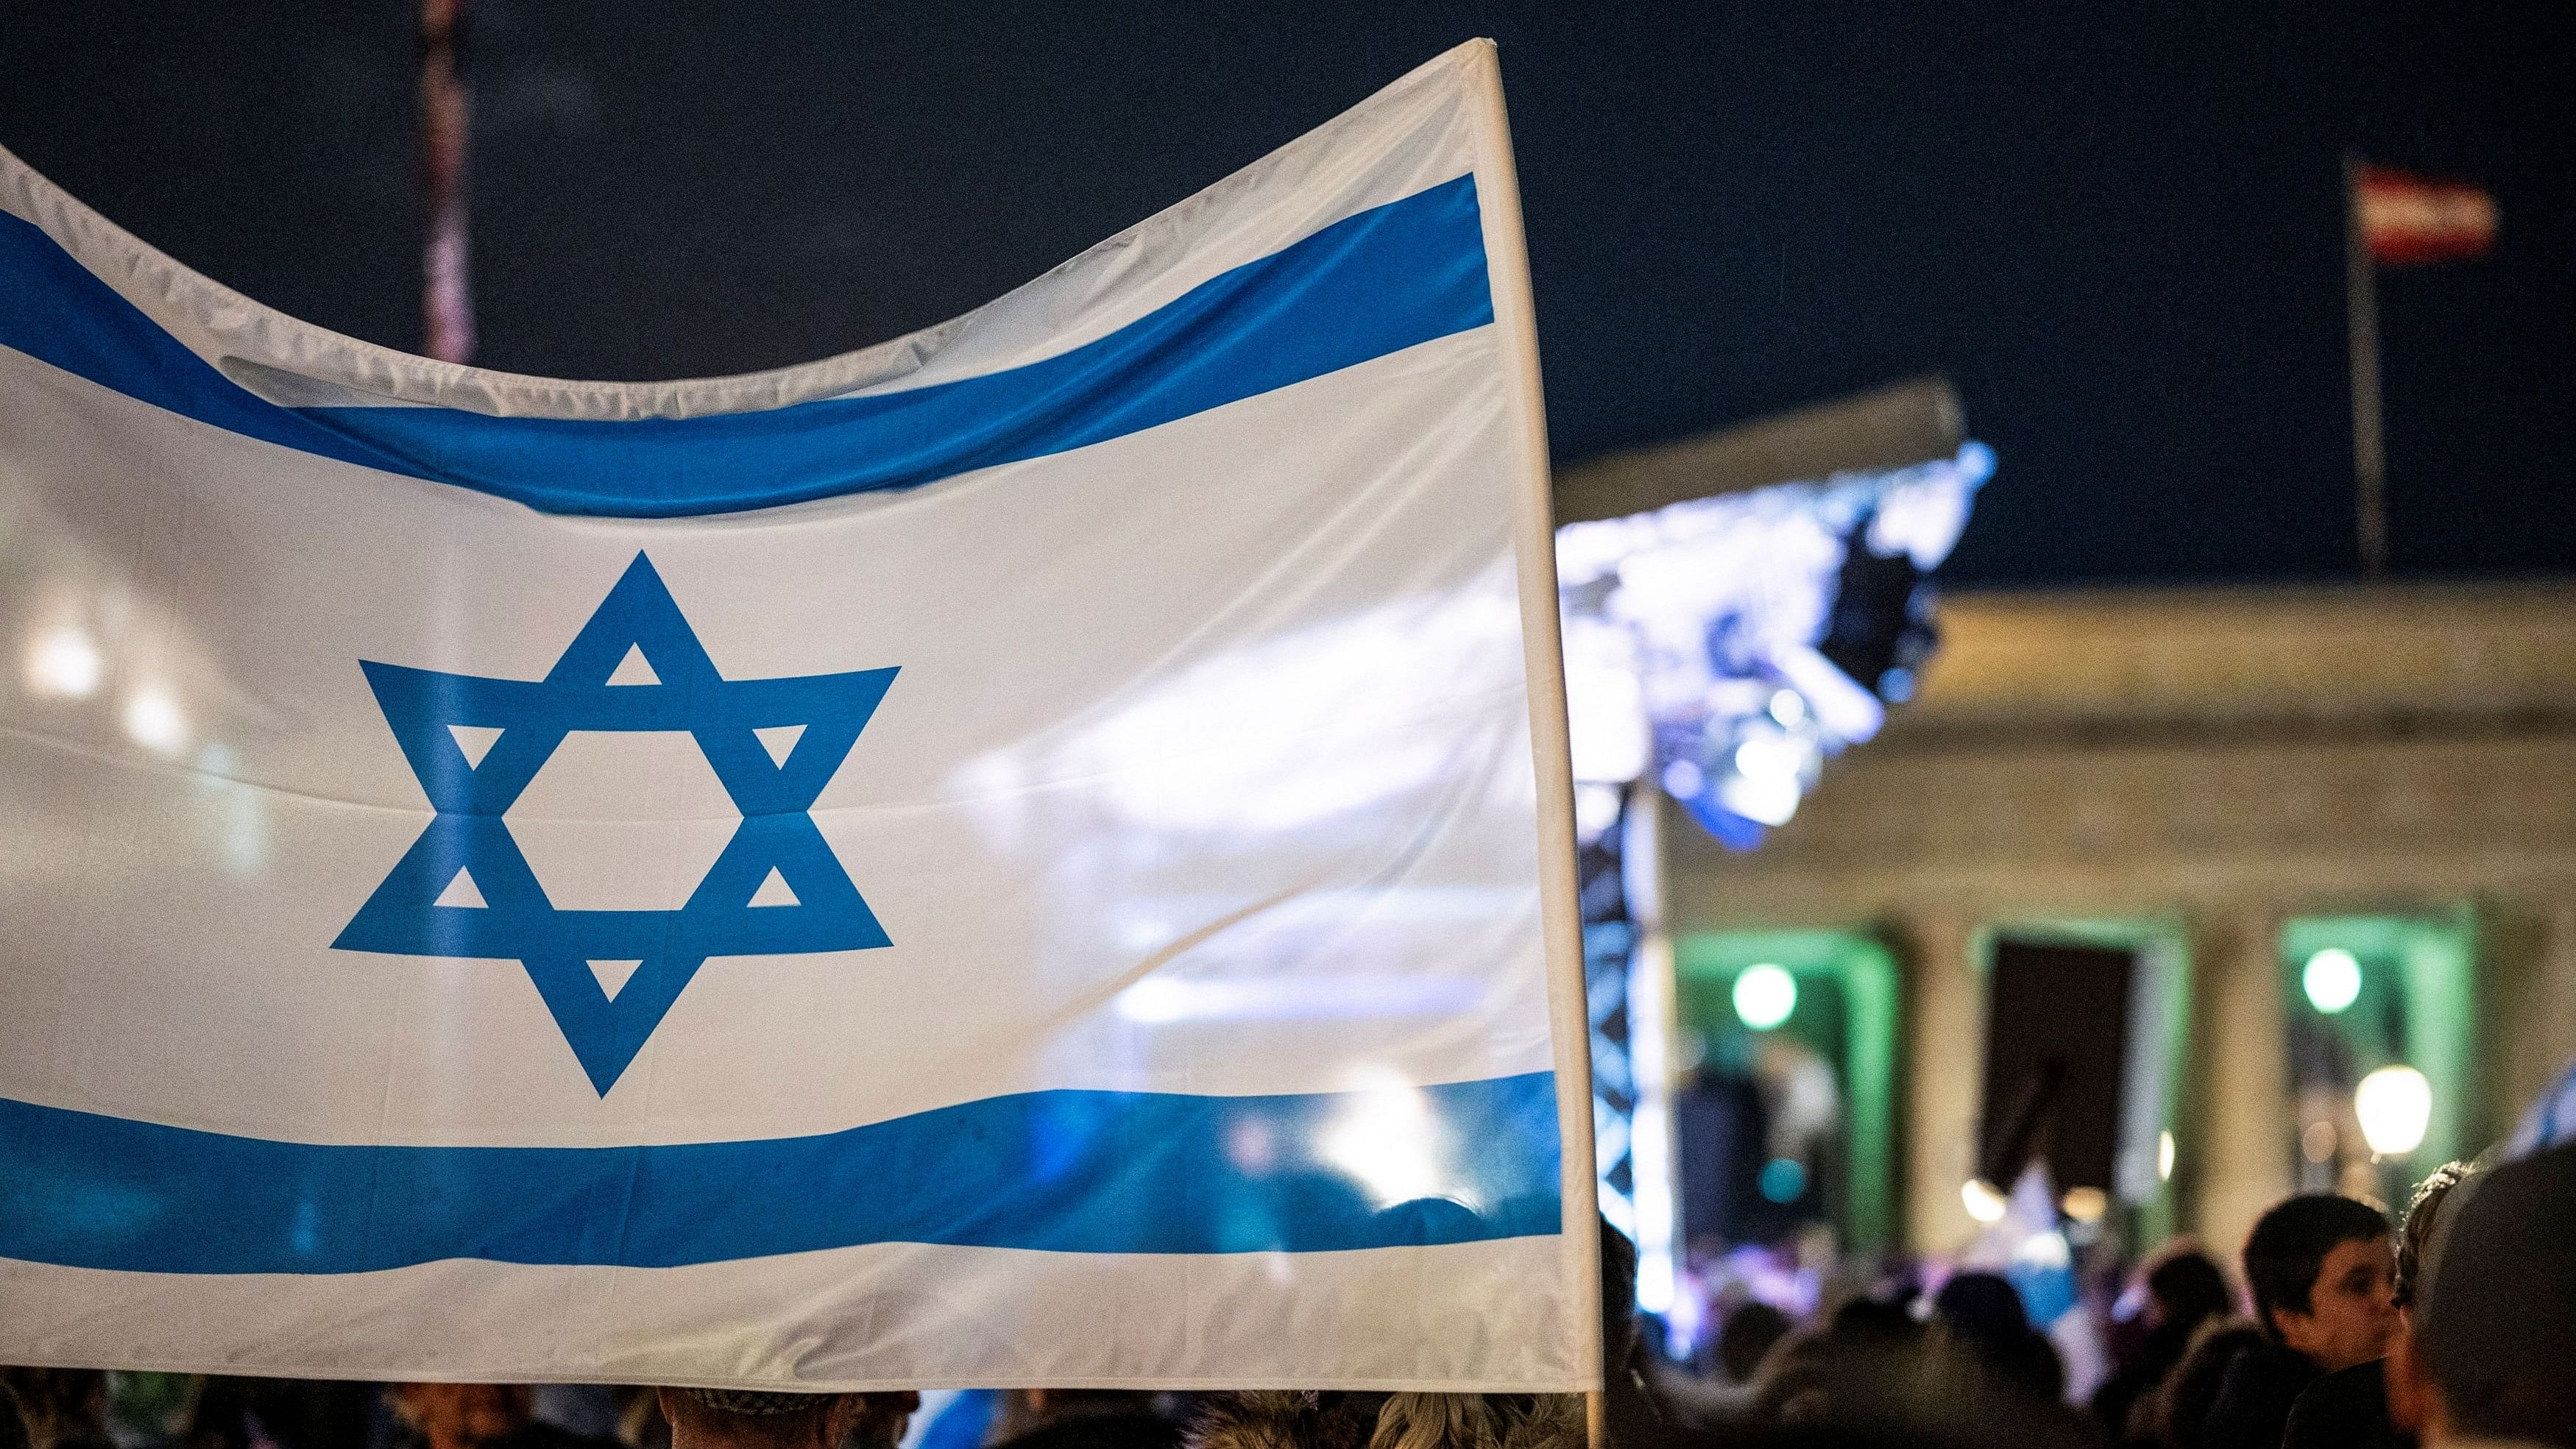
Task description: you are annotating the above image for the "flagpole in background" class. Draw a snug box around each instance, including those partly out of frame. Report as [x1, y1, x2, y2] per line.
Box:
[2341, 156, 2497, 581]
[2343, 152, 2387, 580]
[419, 0, 475, 364]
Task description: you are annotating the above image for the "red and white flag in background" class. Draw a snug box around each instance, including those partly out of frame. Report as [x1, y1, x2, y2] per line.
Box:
[2354, 163, 2497, 266]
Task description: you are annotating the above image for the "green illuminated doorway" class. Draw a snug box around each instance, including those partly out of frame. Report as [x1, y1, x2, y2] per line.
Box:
[1672, 930, 1899, 1252]
[1971, 920, 2192, 1250]
[2278, 909, 2478, 1205]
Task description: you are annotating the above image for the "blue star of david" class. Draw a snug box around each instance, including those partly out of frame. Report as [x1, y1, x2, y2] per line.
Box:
[336, 553, 897, 1094]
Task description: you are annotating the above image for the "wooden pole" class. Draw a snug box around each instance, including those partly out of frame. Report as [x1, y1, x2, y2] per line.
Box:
[1458, 43, 1607, 1442]
[2344, 152, 2386, 579]
[419, 0, 475, 364]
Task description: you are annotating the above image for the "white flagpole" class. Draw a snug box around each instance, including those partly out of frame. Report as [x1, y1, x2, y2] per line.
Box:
[2344, 152, 2387, 579]
[1459, 40, 1607, 1435]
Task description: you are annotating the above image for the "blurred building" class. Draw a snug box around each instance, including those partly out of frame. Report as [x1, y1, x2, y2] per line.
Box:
[1662, 580, 2576, 1258]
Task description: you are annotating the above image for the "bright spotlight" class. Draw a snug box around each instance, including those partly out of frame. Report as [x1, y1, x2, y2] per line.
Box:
[1733, 963, 1797, 1030]
[2158, 1130, 2176, 1182]
[27, 627, 102, 698]
[1716, 770, 1800, 826]
[1962, 1177, 2008, 1224]
[2060, 1186, 2108, 1222]
[123, 687, 187, 755]
[1767, 689, 1807, 728]
[2304, 948, 2363, 1014]
[1732, 733, 1805, 781]
[2354, 1065, 2432, 1158]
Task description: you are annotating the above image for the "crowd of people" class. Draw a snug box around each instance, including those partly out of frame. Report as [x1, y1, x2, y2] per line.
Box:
[4, 1142, 2569, 1449]
[1625, 1144, 2575, 1449]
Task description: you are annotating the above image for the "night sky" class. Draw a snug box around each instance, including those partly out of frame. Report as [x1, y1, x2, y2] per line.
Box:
[4, 1, 2569, 585]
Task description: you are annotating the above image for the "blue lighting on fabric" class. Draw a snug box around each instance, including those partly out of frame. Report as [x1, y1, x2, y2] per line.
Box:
[0, 176, 1493, 517]
[0, 1073, 1561, 1274]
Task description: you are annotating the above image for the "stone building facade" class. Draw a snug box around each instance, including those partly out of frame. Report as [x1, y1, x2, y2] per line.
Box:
[1658, 581, 2576, 1259]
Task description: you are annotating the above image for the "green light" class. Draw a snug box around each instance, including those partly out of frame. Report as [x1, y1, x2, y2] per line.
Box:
[2304, 948, 2362, 1014]
[1680, 929, 1903, 1250]
[1758, 1158, 1808, 1202]
[1733, 963, 1797, 1030]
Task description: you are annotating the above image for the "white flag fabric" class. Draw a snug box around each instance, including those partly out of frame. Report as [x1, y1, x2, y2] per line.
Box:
[0, 43, 1596, 1389]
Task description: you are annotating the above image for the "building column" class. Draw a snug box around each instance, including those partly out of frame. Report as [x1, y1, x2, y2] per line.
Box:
[2189, 912, 2293, 1265]
[2488, 901, 2576, 1146]
[1901, 911, 1983, 1255]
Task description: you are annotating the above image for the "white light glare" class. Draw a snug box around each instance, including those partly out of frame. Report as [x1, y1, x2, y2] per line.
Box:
[1320, 1072, 1446, 1208]
[1733, 963, 1797, 1030]
[1625, 934, 1680, 1325]
[1573, 782, 1624, 841]
[28, 627, 102, 698]
[1563, 618, 1650, 784]
[1717, 770, 1801, 826]
[123, 687, 187, 754]
[1767, 689, 1808, 728]
[1631, 1094, 1678, 1314]
[2354, 1065, 2432, 1158]
[2158, 1130, 2176, 1182]
[2303, 948, 2363, 1014]
[1634, 1247, 1676, 1315]
[1962, 1177, 2009, 1224]
[1732, 732, 1807, 782]
[2014, 1227, 2073, 1272]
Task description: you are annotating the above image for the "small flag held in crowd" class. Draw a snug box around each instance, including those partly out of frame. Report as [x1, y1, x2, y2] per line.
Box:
[2353, 163, 2497, 267]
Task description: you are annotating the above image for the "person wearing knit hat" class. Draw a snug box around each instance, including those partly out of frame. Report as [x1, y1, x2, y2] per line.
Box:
[2388, 1141, 2576, 1448]
[655, 1388, 918, 1449]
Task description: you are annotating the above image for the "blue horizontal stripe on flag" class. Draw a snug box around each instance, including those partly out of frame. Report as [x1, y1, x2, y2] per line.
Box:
[0, 175, 1492, 517]
[0, 1071, 1559, 1273]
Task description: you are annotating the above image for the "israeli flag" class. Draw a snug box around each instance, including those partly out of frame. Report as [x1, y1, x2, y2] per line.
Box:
[0, 43, 1596, 1390]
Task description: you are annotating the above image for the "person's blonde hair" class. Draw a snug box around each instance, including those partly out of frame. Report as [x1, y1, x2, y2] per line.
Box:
[1365, 1394, 1582, 1449]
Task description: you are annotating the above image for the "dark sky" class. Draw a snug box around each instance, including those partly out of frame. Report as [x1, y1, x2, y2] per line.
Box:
[4, 1, 2569, 585]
